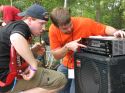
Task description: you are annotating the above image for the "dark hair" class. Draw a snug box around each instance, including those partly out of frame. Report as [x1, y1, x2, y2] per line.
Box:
[50, 7, 71, 27]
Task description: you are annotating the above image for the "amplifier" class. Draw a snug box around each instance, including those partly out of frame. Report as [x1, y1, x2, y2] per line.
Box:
[80, 36, 125, 57]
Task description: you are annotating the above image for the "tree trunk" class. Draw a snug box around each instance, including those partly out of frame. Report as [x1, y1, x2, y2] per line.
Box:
[64, 0, 67, 8]
[10, 0, 12, 6]
[95, 1, 101, 22]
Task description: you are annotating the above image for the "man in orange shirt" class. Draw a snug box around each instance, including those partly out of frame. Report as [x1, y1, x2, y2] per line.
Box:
[49, 7, 125, 93]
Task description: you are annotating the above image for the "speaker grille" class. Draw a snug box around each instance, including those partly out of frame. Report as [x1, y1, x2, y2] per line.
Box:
[75, 52, 125, 93]
[75, 57, 108, 93]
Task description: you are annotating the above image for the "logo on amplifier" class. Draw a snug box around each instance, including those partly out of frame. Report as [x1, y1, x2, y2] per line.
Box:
[76, 59, 81, 68]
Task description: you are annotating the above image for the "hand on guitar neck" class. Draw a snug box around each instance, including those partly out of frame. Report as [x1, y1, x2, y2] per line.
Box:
[31, 42, 46, 57]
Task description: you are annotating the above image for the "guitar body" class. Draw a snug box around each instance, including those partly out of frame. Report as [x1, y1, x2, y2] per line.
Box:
[0, 45, 28, 87]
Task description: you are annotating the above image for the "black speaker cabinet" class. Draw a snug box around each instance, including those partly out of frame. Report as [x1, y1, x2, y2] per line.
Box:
[74, 52, 125, 93]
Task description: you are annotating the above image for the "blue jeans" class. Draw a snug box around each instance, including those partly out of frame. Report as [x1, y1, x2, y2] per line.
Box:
[57, 64, 75, 93]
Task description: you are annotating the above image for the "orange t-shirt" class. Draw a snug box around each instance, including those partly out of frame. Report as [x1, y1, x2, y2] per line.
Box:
[49, 17, 106, 68]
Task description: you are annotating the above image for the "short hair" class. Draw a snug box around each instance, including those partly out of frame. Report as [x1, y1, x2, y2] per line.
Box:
[50, 7, 71, 27]
[22, 15, 37, 20]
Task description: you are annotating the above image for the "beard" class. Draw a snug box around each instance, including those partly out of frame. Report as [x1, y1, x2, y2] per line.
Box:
[64, 28, 73, 34]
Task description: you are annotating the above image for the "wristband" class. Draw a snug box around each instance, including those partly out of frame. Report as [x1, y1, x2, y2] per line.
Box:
[29, 65, 37, 72]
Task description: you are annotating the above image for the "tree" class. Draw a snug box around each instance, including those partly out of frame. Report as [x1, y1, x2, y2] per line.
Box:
[1, 0, 125, 29]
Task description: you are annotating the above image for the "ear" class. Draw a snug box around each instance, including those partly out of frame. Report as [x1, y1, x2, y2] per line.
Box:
[28, 17, 33, 25]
